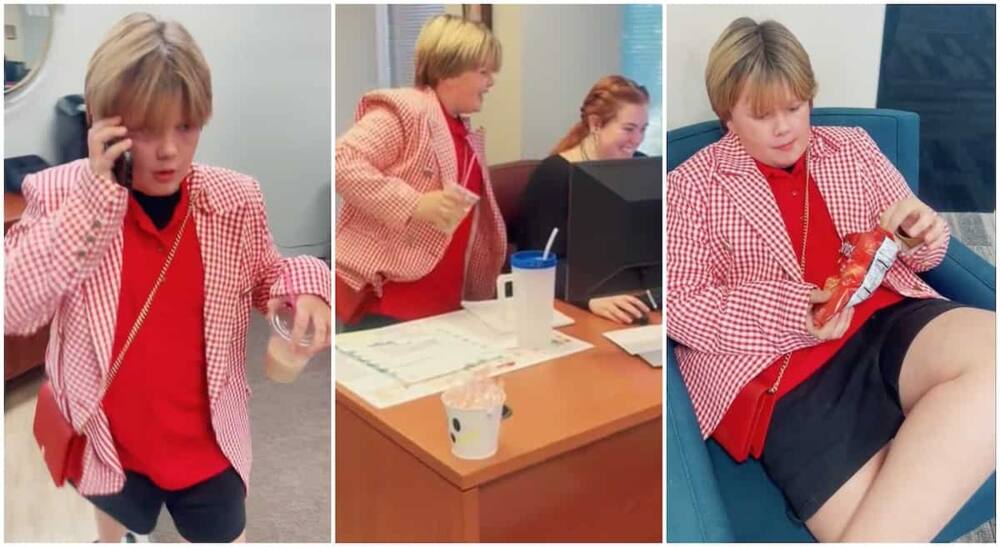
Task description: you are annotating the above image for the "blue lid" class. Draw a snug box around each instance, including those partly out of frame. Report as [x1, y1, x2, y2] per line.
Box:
[511, 250, 557, 269]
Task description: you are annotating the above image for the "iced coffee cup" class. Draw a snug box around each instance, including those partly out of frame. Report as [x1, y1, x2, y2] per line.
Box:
[265, 303, 314, 383]
[443, 182, 479, 233]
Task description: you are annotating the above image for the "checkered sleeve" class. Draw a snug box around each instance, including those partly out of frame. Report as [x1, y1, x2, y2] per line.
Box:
[853, 128, 949, 272]
[4, 165, 128, 335]
[244, 182, 331, 313]
[335, 106, 422, 231]
[666, 168, 821, 356]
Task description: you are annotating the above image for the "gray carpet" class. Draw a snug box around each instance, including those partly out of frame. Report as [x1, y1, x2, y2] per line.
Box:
[940, 212, 996, 265]
[151, 313, 331, 542]
[958, 518, 997, 543]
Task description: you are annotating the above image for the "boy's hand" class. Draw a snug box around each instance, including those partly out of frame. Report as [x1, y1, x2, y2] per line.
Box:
[267, 295, 331, 356]
[88, 116, 131, 184]
[806, 289, 853, 340]
[879, 196, 947, 253]
[412, 189, 466, 232]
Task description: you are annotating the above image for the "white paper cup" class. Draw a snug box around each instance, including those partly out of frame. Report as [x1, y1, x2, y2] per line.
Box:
[441, 388, 506, 460]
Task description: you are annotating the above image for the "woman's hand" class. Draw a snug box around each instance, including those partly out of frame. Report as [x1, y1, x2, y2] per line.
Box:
[412, 188, 467, 232]
[805, 289, 853, 340]
[88, 116, 132, 184]
[879, 196, 948, 253]
[267, 295, 331, 356]
[588, 294, 651, 324]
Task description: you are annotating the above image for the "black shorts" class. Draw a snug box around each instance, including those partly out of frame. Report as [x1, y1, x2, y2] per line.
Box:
[340, 312, 400, 333]
[760, 297, 967, 521]
[83, 466, 246, 542]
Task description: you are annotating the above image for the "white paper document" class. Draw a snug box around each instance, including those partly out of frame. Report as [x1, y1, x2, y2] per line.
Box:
[460, 298, 574, 333]
[336, 327, 507, 387]
[336, 309, 592, 409]
[603, 325, 662, 356]
[639, 350, 662, 368]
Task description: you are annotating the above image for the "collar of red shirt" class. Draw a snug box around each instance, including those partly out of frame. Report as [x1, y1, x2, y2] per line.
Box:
[126, 176, 191, 239]
[753, 149, 808, 181]
[436, 94, 470, 139]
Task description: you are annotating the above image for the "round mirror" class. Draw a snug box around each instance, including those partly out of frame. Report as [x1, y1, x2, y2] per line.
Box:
[4, 4, 53, 96]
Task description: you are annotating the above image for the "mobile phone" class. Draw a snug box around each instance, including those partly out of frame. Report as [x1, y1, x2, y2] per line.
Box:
[106, 138, 133, 188]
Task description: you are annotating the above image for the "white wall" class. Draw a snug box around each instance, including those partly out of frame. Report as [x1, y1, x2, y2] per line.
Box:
[461, 4, 523, 164]
[519, 4, 621, 160]
[335, 4, 379, 137]
[666, 5, 886, 129]
[333, 4, 622, 164]
[4, 4, 331, 257]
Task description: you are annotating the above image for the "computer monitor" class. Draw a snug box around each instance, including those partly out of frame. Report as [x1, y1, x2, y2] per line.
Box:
[565, 156, 663, 304]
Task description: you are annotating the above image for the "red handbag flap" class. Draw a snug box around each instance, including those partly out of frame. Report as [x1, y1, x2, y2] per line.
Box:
[711, 362, 781, 462]
[32, 381, 78, 486]
[335, 275, 374, 324]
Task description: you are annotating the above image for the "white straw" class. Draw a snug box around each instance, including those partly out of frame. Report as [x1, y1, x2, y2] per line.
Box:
[542, 228, 559, 260]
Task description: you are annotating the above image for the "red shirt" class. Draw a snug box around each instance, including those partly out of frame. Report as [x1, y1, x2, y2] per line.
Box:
[369, 102, 483, 320]
[101, 180, 231, 490]
[755, 154, 904, 398]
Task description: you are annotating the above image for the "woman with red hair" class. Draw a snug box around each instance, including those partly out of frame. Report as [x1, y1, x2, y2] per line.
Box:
[514, 75, 652, 323]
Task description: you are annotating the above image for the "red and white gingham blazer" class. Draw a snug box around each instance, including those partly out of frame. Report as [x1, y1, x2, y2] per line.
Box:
[335, 87, 507, 300]
[5, 160, 331, 495]
[666, 126, 949, 438]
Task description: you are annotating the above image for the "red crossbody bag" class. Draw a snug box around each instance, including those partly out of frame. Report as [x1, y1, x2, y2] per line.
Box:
[32, 201, 192, 486]
[711, 150, 811, 462]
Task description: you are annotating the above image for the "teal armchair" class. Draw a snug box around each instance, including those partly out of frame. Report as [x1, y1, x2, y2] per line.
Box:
[666, 108, 996, 542]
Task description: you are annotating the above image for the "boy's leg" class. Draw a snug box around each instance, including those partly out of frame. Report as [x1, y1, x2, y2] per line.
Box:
[85, 471, 163, 542]
[167, 467, 247, 543]
[94, 506, 128, 542]
[179, 529, 245, 543]
[838, 308, 995, 541]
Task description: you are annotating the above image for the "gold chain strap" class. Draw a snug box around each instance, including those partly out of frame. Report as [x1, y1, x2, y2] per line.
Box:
[102, 199, 194, 392]
[769, 148, 811, 394]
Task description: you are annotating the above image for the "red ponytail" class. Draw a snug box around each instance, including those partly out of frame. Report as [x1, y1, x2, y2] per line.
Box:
[551, 75, 649, 155]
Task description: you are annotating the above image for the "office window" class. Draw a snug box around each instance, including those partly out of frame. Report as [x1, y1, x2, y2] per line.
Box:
[621, 4, 663, 156]
[387, 5, 445, 87]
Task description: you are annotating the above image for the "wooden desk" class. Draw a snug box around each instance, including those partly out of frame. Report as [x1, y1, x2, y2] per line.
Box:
[336, 302, 663, 542]
[4, 192, 50, 381]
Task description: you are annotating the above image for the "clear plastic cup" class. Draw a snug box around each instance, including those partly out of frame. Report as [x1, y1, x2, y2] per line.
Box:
[443, 183, 479, 233]
[265, 304, 314, 383]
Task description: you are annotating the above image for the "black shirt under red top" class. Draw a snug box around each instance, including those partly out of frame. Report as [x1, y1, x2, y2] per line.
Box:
[755, 153, 904, 398]
[369, 101, 483, 321]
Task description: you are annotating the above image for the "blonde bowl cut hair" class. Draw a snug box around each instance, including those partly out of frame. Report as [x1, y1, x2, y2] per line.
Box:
[413, 14, 502, 88]
[85, 12, 212, 131]
[705, 17, 817, 124]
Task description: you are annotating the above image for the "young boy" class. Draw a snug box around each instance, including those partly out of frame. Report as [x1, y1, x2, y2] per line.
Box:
[5, 13, 331, 542]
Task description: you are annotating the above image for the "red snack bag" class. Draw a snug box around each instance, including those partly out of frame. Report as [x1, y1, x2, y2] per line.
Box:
[813, 227, 899, 326]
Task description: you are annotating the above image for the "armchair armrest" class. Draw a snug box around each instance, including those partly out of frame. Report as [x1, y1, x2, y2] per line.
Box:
[919, 239, 996, 310]
[666, 339, 734, 542]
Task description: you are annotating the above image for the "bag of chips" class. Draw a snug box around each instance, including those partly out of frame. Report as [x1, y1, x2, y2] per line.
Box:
[813, 227, 900, 326]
